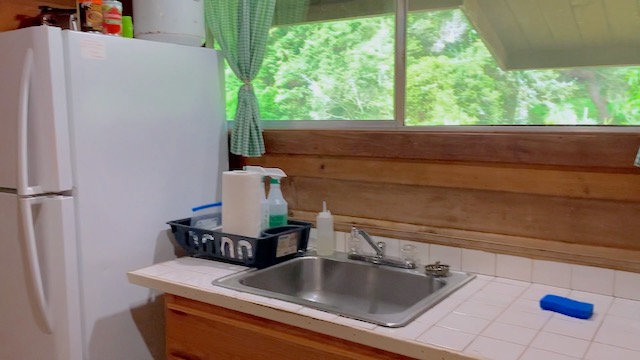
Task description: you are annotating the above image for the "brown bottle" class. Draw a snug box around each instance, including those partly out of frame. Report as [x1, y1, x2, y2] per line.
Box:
[77, 0, 103, 32]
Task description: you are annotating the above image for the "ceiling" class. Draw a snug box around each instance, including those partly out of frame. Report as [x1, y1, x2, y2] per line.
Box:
[462, 0, 640, 70]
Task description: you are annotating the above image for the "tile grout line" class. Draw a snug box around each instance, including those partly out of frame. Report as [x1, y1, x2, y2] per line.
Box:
[478, 282, 545, 360]
[481, 281, 564, 360]
[590, 302, 640, 354]
[515, 305, 559, 360]
[460, 277, 528, 355]
[588, 340, 640, 356]
[411, 277, 490, 348]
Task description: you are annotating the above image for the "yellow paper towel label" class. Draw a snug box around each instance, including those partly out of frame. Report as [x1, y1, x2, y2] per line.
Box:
[276, 233, 299, 258]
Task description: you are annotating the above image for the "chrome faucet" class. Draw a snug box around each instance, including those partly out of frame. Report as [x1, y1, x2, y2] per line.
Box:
[353, 227, 385, 258]
[348, 227, 416, 269]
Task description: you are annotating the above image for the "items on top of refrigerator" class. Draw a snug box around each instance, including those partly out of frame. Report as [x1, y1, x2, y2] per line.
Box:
[132, 0, 205, 46]
[101, 0, 123, 36]
[18, 0, 128, 38]
[17, 6, 77, 30]
[122, 16, 133, 38]
[77, 0, 103, 33]
[76, 0, 124, 36]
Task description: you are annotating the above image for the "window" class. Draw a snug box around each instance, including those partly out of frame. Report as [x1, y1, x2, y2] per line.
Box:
[223, 0, 396, 122]
[223, 0, 640, 126]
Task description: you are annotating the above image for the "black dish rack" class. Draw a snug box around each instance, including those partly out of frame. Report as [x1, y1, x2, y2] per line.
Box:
[167, 218, 311, 268]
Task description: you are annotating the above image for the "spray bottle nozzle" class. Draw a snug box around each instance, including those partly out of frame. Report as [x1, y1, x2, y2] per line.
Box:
[243, 166, 287, 180]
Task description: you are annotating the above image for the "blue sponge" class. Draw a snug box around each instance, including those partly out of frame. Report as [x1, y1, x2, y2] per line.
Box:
[540, 294, 594, 319]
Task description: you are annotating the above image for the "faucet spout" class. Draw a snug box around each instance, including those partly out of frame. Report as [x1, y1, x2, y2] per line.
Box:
[352, 227, 384, 258]
[348, 227, 416, 270]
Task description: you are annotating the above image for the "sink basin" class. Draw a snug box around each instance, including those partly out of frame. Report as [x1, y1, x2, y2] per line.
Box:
[214, 252, 475, 327]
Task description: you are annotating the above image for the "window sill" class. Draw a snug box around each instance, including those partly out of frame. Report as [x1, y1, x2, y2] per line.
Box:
[257, 121, 640, 134]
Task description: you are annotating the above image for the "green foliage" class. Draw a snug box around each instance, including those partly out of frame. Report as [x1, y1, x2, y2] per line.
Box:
[222, 9, 640, 125]
[627, 70, 640, 119]
[405, 44, 504, 125]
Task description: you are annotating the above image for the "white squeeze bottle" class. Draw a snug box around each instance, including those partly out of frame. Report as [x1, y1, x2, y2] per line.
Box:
[267, 178, 288, 228]
[315, 201, 335, 256]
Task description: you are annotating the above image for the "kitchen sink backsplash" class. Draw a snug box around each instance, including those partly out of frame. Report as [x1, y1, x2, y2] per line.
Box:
[307, 229, 640, 302]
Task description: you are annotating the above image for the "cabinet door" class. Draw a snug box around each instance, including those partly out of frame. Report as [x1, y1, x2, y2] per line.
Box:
[165, 295, 415, 360]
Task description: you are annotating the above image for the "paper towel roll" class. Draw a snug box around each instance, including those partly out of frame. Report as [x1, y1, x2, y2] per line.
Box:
[222, 171, 263, 238]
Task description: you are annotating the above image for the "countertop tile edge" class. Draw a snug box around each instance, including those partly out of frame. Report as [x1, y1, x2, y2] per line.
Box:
[127, 270, 480, 360]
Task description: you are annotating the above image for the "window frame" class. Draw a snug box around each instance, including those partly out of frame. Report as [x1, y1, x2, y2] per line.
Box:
[252, 0, 640, 134]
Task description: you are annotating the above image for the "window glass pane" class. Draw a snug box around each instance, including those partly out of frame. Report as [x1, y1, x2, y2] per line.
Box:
[223, 0, 396, 121]
[406, 4, 640, 126]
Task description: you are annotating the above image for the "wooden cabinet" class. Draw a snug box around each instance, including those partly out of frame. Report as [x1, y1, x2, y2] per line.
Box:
[165, 294, 415, 360]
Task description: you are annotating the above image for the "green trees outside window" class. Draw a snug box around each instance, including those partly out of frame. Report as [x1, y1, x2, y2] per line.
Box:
[223, 8, 640, 126]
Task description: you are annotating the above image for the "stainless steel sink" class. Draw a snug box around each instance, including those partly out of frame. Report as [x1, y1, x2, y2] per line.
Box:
[214, 252, 475, 327]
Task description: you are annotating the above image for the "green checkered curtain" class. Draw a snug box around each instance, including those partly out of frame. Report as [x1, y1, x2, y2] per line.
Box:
[205, 0, 275, 157]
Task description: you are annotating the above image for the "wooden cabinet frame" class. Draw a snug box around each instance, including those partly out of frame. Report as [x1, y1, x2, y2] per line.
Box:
[165, 294, 417, 360]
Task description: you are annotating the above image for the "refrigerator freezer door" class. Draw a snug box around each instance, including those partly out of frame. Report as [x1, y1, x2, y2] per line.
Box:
[0, 193, 82, 360]
[0, 26, 73, 194]
[63, 31, 227, 360]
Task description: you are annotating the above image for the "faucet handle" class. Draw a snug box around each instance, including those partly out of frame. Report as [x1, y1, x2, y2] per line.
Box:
[376, 241, 386, 258]
[348, 231, 361, 254]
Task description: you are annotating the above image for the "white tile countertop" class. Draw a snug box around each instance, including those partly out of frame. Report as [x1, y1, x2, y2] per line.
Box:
[128, 256, 640, 360]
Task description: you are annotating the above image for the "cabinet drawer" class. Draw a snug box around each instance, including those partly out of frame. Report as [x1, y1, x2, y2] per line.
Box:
[165, 294, 415, 360]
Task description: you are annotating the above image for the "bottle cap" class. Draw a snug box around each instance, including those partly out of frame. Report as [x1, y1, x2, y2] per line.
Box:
[318, 201, 332, 217]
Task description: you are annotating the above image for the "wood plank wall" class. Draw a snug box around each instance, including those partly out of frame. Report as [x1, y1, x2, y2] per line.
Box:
[236, 130, 640, 272]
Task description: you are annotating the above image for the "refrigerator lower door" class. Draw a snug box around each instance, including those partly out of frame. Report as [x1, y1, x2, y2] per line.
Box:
[0, 26, 73, 194]
[0, 193, 82, 360]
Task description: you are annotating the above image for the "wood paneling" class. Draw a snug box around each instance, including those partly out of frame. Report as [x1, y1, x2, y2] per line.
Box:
[508, 46, 640, 71]
[242, 130, 640, 272]
[285, 176, 640, 250]
[290, 210, 640, 272]
[261, 130, 640, 170]
[571, 0, 609, 47]
[536, 0, 582, 49]
[505, 0, 552, 49]
[604, 0, 640, 45]
[248, 154, 640, 201]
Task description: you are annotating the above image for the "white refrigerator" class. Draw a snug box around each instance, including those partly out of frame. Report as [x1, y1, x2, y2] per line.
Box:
[0, 26, 227, 360]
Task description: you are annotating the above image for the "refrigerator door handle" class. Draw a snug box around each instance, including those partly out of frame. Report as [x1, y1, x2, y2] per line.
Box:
[17, 48, 42, 196]
[19, 196, 53, 334]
